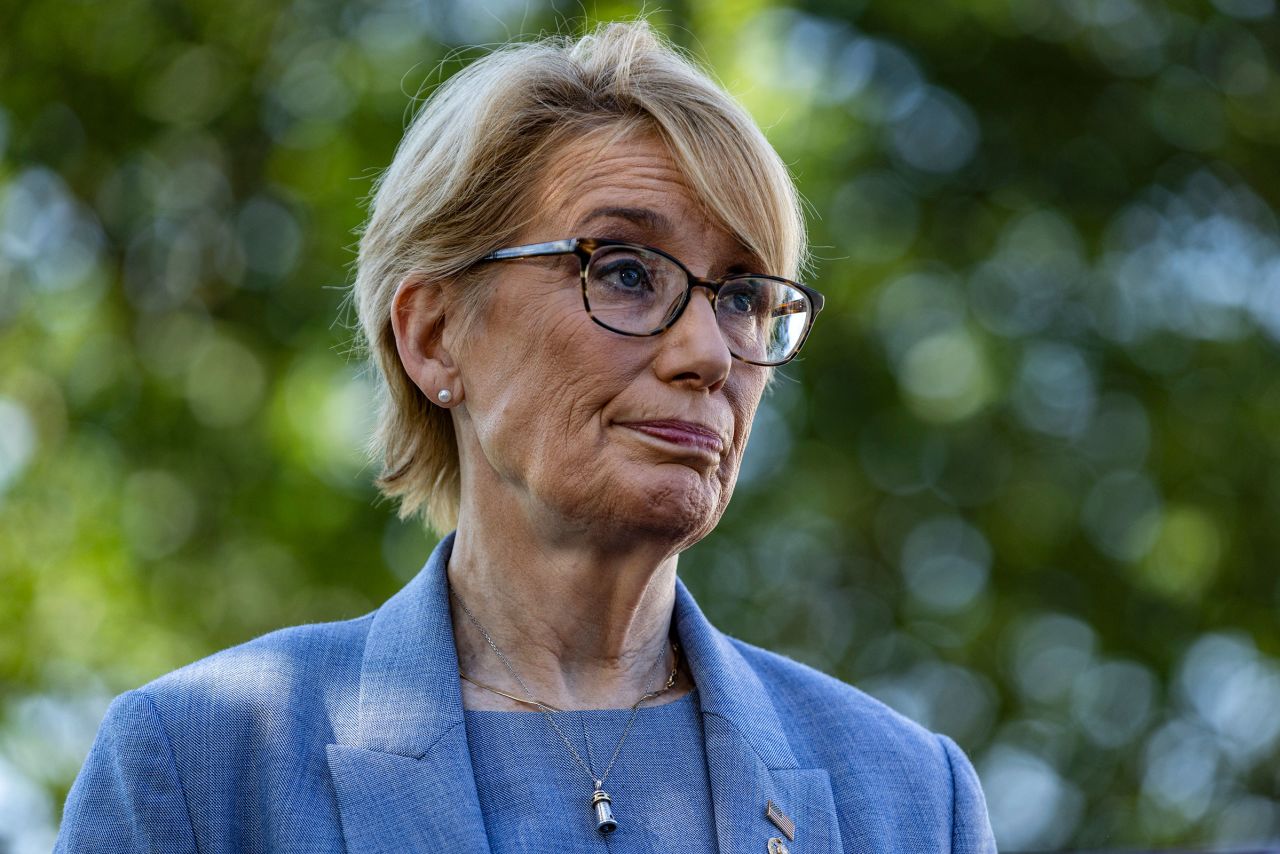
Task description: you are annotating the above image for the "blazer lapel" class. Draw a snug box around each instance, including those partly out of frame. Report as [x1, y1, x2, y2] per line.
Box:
[676, 578, 845, 854]
[326, 533, 493, 854]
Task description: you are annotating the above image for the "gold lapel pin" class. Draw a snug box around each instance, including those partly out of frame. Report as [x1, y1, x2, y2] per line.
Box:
[765, 799, 796, 841]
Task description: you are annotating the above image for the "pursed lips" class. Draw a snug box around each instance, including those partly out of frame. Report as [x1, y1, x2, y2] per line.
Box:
[616, 419, 727, 455]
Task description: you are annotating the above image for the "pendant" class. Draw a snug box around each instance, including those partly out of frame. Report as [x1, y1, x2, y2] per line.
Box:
[591, 786, 617, 834]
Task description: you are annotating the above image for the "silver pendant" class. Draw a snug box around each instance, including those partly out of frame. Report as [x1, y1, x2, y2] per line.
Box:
[591, 788, 617, 834]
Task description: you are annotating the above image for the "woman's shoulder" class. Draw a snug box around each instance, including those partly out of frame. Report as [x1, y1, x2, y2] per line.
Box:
[723, 633, 956, 764]
[59, 615, 378, 852]
[130, 612, 375, 742]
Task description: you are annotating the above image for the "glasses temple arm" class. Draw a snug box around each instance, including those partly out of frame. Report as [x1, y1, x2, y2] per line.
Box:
[770, 298, 810, 318]
[482, 239, 579, 261]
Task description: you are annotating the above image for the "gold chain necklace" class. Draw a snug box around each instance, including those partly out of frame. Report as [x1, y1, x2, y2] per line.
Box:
[459, 647, 680, 713]
[449, 581, 677, 835]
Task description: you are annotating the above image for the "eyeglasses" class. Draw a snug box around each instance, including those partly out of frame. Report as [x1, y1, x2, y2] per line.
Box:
[479, 238, 824, 366]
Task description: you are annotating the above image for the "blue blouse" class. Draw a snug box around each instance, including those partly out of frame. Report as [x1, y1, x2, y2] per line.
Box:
[463, 688, 718, 853]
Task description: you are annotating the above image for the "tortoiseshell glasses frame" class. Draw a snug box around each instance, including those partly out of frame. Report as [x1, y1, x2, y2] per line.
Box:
[478, 237, 824, 366]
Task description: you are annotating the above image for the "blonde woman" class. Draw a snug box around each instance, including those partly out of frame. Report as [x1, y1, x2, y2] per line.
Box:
[57, 22, 995, 853]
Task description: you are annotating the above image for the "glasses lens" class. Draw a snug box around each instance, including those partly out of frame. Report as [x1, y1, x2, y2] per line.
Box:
[585, 246, 686, 334]
[716, 278, 812, 364]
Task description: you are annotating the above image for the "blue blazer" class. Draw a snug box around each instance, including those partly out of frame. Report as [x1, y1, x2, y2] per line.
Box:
[56, 533, 996, 852]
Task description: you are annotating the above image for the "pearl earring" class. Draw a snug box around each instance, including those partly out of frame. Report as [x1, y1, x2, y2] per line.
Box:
[437, 389, 452, 404]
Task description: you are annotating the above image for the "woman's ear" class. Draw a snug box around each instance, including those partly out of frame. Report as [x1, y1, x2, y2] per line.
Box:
[390, 275, 464, 407]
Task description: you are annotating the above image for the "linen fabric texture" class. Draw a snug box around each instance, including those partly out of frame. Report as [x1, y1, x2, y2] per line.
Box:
[55, 532, 998, 853]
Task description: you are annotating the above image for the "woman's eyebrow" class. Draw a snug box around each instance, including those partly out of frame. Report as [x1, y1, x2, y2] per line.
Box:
[575, 205, 762, 275]
[576, 206, 673, 235]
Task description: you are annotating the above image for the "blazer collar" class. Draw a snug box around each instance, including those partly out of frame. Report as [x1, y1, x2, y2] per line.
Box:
[327, 532, 842, 853]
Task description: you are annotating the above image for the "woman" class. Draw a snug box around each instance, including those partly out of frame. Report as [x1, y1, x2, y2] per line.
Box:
[56, 21, 995, 853]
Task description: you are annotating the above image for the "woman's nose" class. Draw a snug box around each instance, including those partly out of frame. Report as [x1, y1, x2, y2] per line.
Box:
[652, 288, 733, 391]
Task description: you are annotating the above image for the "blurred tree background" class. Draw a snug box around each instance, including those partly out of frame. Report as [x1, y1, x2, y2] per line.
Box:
[2, 0, 1280, 849]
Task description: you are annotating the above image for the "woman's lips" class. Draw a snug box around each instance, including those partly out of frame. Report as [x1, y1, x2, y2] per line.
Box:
[619, 420, 725, 454]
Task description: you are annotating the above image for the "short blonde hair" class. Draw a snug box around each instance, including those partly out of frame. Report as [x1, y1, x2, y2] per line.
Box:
[351, 20, 807, 533]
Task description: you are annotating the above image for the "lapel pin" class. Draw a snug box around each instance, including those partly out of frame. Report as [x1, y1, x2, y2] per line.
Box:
[768, 838, 790, 854]
[765, 799, 796, 841]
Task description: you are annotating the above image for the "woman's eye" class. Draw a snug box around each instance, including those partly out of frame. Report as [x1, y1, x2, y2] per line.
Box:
[603, 261, 652, 291]
[728, 291, 759, 314]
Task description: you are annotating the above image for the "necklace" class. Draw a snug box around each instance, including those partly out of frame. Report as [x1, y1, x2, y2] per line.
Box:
[459, 651, 680, 713]
[449, 582, 676, 835]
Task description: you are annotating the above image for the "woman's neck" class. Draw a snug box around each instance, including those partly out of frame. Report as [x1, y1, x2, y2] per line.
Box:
[445, 514, 690, 712]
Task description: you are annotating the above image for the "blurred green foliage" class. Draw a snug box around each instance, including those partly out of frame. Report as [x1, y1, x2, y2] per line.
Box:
[2, 0, 1280, 849]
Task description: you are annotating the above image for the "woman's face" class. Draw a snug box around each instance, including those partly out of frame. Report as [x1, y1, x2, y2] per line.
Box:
[447, 131, 770, 548]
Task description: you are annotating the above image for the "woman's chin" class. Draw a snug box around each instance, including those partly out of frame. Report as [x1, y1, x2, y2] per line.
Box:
[530, 454, 735, 545]
[605, 464, 730, 543]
